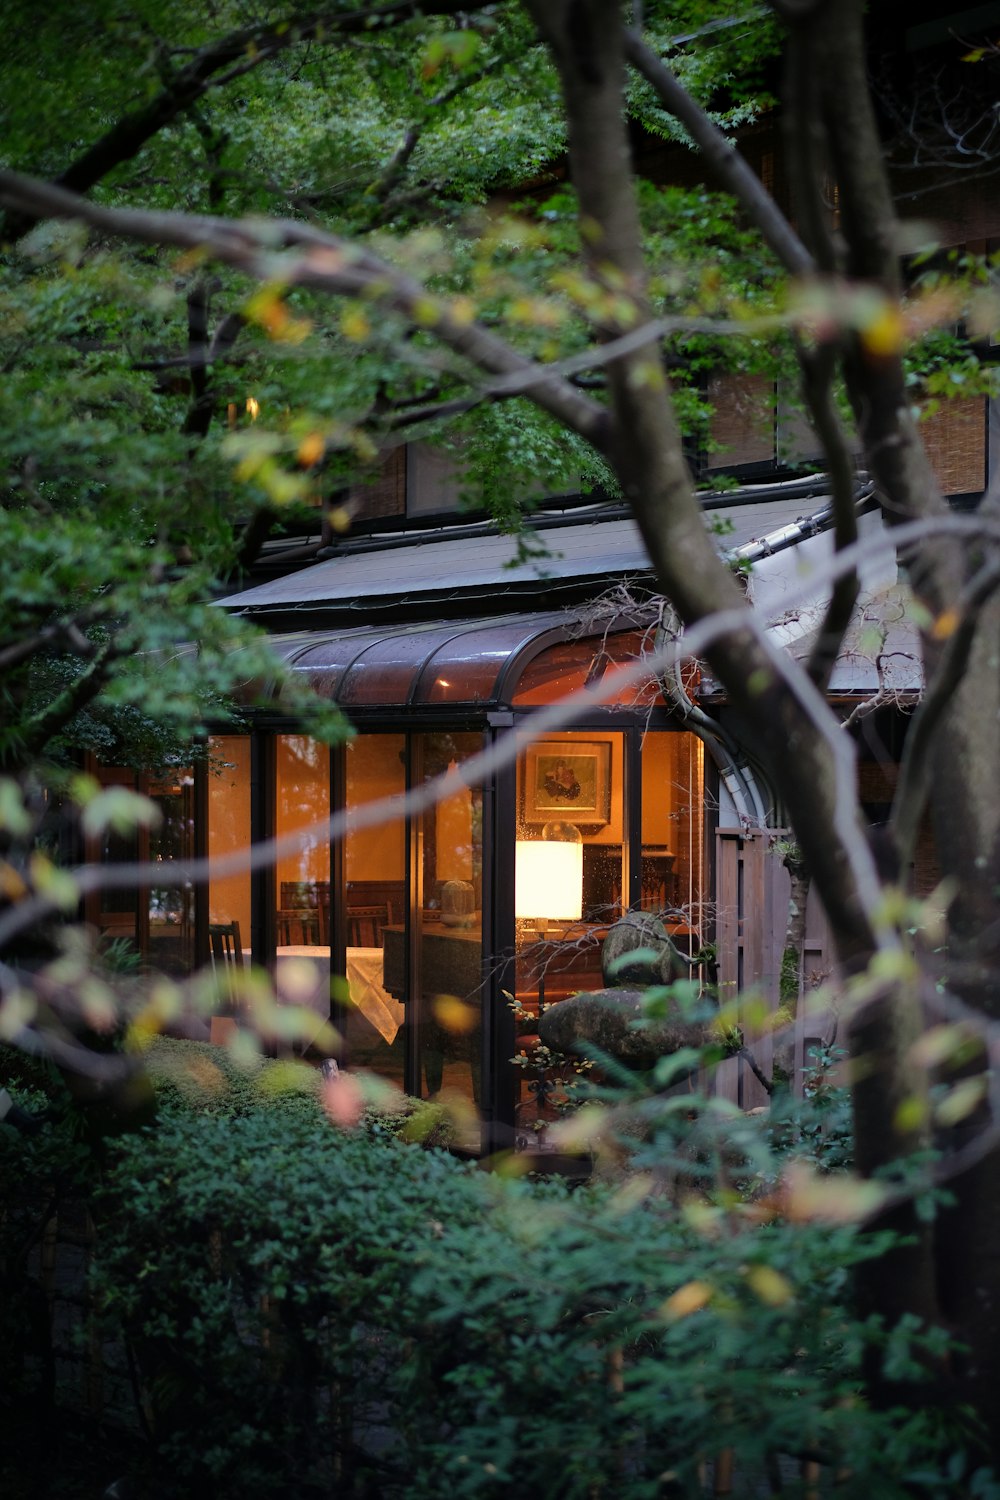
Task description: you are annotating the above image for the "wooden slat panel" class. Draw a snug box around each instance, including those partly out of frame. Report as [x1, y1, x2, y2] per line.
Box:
[714, 829, 839, 1104]
[708, 373, 775, 466]
[920, 396, 986, 495]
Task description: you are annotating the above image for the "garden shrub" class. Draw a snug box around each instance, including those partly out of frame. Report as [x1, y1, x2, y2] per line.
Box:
[90, 1101, 996, 1499]
[141, 1035, 456, 1144]
[4, 1038, 996, 1498]
[0, 1074, 90, 1416]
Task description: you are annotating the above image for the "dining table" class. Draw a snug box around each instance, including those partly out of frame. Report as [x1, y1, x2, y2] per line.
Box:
[276, 946, 404, 1044]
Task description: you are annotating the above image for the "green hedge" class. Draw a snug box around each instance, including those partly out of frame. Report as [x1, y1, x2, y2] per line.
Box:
[3, 1039, 996, 1498]
[92, 1104, 994, 1499]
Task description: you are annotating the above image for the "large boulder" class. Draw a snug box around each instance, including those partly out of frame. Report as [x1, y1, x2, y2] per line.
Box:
[601, 909, 691, 989]
[536, 911, 711, 1070]
[537, 987, 711, 1070]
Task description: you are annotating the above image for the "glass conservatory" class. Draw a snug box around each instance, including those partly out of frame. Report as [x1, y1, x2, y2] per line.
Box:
[89, 610, 712, 1153]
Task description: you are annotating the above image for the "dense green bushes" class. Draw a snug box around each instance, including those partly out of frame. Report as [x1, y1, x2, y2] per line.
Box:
[90, 1053, 992, 1498]
[3, 1038, 997, 1498]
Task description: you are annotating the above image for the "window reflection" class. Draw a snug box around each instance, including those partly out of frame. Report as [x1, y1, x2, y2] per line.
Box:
[275, 735, 331, 1047]
[414, 732, 483, 1146]
[84, 759, 194, 976]
[343, 734, 406, 1085]
[146, 768, 195, 976]
[275, 736, 330, 948]
[207, 736, 251, 965]
[641, 731, 705, 941]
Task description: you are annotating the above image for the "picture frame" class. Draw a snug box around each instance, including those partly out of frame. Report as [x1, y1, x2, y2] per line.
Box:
[522, 741, 612, 825]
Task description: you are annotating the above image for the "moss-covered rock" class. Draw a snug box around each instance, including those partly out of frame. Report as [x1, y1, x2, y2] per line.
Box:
[601, 909, 691, 988]
[537, 987, 710, 1069]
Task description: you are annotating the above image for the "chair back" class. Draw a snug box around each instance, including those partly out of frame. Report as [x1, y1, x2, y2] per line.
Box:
[277, 881, 329, 946]
[347, 905, 389, 947]
[208, 921, 245, 1010]
[209, 920, 244, 966]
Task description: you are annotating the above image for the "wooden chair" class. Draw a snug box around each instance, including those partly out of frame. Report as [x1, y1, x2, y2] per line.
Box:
[347, 904, 389, 948]
[209, 919, 244, 968]
[208, 921, 246, 1014]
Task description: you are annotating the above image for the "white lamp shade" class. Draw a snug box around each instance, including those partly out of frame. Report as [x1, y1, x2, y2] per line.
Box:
[515, 840, 583, 921]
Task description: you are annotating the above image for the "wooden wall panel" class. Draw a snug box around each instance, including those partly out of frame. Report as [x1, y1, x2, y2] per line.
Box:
[714, 829, 837, 1106]
[920, 397, 986, 496]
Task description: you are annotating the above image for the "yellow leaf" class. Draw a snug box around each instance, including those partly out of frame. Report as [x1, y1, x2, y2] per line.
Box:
[340, 306, 371, 341]
[28, 853, 79, 911]
[782, 1161, 887, 1223]
[745, 1264, 794, 1307]
[910, 1023, 980, 1070]
[432, 994, 478, 1034]
[627, 358, 666, 391]
[931, 608, 960, 640]
[261, 466, 309, 506]
[412, 296, 440, 327]
[893, 1092, 928, 1134]
[0, 861, 28, 900]
[661, 1280, 713, 1321]
[246, 285, 290, 336]
[0, 988, 37, 1041]
[448, 294, 477, 326]
[860, 303, 905, 357]
[297, 432, 326, 468]
[278, 316, 312, 345]
[935, 1076, 987, 1127]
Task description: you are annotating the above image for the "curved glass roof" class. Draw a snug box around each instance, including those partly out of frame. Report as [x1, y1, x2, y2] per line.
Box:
[260, 610, 666, 712]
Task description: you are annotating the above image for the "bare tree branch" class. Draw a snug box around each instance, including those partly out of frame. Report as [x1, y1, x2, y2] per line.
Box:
[0, 169, 611, 455]
[799, 340, 861, 691]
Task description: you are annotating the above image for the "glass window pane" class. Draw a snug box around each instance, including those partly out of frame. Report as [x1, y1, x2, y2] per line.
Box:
[275, 736, 330, 1047]
[146, 768, 196, 976]
[414, 731, 483, 1150]
[337, 629, 449, 706]
[512, 631, 666, 708]
[343, 734, 406, 1087]
[512, 732, 623, 1149]
[207, 736, 252, 967]
[415, 623, 541, 704]
[641, 730, 706, 950]
[281, 630, 371, 702]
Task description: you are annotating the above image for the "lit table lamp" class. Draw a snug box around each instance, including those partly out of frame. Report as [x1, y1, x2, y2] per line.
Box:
[516, 822, 583, 928]
[515, 824, 583, 1014]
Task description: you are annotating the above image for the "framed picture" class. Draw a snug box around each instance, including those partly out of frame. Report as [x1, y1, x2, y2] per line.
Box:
[522, 741, 612, 825]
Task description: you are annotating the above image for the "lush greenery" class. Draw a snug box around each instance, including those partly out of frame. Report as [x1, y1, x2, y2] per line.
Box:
[0, 0, 793, 777]
[6, 0, 1000, 1487]
[2, 1038, 996, 1499]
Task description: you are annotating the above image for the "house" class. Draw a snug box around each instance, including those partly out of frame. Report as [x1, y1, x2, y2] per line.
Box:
[83, 0, 1000, 1151]
[84, 453, 935, 1150]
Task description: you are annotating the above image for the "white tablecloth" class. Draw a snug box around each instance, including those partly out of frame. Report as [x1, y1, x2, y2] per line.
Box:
[277, 946, 404, 1044]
